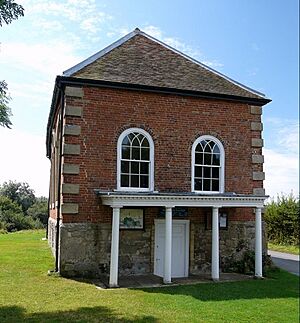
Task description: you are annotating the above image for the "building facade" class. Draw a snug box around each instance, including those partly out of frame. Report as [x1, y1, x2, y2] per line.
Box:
[46, 29, 270, 287]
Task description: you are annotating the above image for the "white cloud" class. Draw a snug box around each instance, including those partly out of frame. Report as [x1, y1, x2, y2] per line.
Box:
[33, 18, 64, 31]
[0, 128, 50, 197]
[264, 118, 299, 198]
[1, 41, 82, 77]
[142, 25, 223, 69]
[264, 148, 299, 198]
[26, 0, 112, 35]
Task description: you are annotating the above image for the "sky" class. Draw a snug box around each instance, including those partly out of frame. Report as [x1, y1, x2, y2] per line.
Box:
[0, 0, 299, 198]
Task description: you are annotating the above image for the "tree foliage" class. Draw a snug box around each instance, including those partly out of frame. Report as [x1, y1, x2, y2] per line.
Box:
[0, 181, 36, 213]
[0, 0, 25, 128]
[0, 80, 12, 128]
[27, 197, 48, 226]
[0, 0, 24, 26]
[0, 195, 42, 232]
[264, 194, 299, 246]
[0, 182, 47, 233]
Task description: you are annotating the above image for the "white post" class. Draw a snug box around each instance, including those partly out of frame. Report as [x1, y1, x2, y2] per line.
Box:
[255, 207, 263, 278]
[211, 206, 220, 281]
[164, 206, 173, 284]
[109, 207, 121, 287]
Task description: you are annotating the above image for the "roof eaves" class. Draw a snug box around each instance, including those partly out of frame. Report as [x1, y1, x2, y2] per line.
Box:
[139, 31, 268, 99]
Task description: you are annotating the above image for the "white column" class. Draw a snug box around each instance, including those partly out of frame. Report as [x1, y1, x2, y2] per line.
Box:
[164, 206, 173, 284]
[109, 207, 121, 287]
[211, 206, 220, 281]
[255, 207, 263, 278]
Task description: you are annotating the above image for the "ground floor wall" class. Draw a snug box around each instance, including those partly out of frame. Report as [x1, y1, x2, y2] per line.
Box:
[48, 207, 267, 278]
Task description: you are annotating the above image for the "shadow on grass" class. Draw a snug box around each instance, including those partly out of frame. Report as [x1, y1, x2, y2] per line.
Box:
[137, 270, 299, 301]
[0, 305, 158, 323]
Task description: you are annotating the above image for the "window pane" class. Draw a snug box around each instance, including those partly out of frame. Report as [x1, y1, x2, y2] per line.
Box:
[212, 179, 219, 191]
[131, 175, 139, 187]
[195, 143, 202, 153]
[212, 154, 220, 165]
[140, 162, 149, 175]
[203, 167, 210, 178]
[140, 175, 149, 188]
[132, 147, 140, 160]
[213, 144, 220, 154]
[195, 152, 203, 165]
[132, 137, 140, 147]
[204, 153, 211, 165]
[200, 140, 207, 148]
[128, 133, 135, 141]
[131, 161, 139, 174]
[203, 179, 210, 191]
[121, 161, 129, 173]
[141, 137, 149, 147]
[122, 146, 130, 159]
[194, 178, 202, 191]
[141, 147, 149, 160]
[121, 175, 129, 187]
[122, 136, 130, 146]
[204, 142, 212, 152]
[212, 167, 219, 179]
[195, 166, 202, 178]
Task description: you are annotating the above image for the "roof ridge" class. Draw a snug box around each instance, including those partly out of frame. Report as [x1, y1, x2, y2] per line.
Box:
[63, 28, 268, 99]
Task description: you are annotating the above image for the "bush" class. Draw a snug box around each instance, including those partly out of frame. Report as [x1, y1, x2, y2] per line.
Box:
[0, 196, 43, 232]
[27, 197, 48, 227]
[264, 194, 299, 246]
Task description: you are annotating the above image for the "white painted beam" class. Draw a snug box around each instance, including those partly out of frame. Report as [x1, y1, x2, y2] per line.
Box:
[255, 207, 263, 278]
[109, 207, 121, 287]
[164, 207, 173, 284]
[211, 206, 220, 281]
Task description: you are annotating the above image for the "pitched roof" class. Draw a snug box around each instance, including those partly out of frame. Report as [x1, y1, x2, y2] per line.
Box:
[63, 28, 268, 100]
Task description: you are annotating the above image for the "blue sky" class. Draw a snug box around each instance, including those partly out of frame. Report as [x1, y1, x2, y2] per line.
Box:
[0, 0, 298, 197]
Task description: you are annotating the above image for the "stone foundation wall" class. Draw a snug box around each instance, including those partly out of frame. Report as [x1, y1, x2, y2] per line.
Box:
[48, 217, 57, 256]
[48, 215, 266, 278]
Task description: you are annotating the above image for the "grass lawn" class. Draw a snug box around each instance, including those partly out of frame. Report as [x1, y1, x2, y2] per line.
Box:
[268, 242, 299, 255]
[0, 230, 299, 323]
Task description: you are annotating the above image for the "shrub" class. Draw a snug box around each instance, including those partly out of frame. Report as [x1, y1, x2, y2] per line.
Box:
[264, 194, 299, 246]
[27, 197, 48, 227]
[0, 196, 43, 232]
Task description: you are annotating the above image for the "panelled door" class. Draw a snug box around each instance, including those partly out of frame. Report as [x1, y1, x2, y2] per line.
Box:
[154, 220, 189, 278]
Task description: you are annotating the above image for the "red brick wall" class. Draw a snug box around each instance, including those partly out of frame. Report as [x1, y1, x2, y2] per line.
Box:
[59, 86, 262, 223]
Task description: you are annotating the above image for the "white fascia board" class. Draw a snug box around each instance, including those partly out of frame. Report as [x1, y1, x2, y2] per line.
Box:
[100, 194, 266, 208]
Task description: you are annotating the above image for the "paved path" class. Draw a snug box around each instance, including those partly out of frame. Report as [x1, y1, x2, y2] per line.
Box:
[268, 250, 299, 276]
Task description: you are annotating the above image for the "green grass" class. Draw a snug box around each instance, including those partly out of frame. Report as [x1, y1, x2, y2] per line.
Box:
[268, 242, 300, 255]
[0, 230, 299, 323]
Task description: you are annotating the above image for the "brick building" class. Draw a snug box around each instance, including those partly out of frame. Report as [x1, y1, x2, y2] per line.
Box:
[46, 28, 271, 287]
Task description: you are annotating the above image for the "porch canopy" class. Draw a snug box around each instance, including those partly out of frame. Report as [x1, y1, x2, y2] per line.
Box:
[95, 191, 267, 288]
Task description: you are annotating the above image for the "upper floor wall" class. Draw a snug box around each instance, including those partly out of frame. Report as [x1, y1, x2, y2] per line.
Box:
[51, 85, 264, 201]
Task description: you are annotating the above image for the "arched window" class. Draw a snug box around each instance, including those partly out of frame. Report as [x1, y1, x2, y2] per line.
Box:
[117, 128, 154, 191]
[191, 135, 225, 193]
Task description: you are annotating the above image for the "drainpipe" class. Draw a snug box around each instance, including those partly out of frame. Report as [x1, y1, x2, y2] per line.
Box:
[55, 84, 65, 273]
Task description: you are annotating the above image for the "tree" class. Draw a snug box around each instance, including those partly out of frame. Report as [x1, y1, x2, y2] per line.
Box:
[0, 0, 24, 26]
[0, 0, 24, 128]
[0, 80, 12, 128]
[0, 195, 43, 232]
[0, 181, 36, 213]
[264, 194, 299, 246]
[27, 197, 48, 227]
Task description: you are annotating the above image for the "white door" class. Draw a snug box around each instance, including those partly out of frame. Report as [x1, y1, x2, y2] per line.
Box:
[154, 220, 189, 278]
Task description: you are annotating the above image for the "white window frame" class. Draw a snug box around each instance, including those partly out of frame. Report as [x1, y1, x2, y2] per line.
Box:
[191, 135, 225, 194]
[117, 128, 154, 191]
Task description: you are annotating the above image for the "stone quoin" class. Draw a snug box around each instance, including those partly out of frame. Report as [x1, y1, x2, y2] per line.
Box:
[46, 28, 271, 287]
